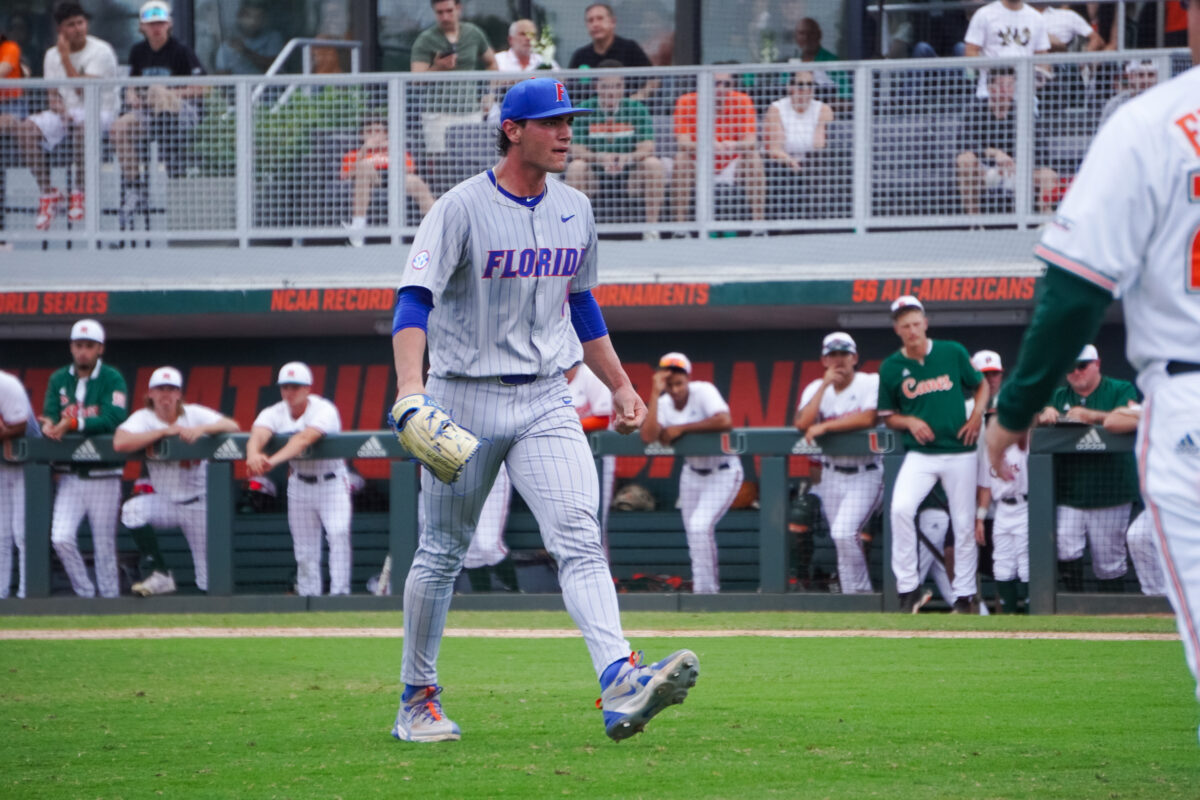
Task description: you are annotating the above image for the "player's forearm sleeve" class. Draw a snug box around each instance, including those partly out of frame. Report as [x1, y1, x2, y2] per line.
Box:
[569, 290, 608, 342]
[392, 286, 434, 335]
[996, 266, 1113, 431]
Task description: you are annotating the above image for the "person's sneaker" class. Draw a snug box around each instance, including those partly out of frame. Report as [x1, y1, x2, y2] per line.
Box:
[344, 218, 366, 248]
[750, 229, 768, 237]
[951, 596, 975, 614]
[598, 649, 699, 741]
[670, 230, 690, 239]
[392, 685, 461, 742]
[34, 189, 63, 231]
[898, 587, 933, 614]
[642, 230, 660, 241]
[132, 571, 177, 597]
[67, 191, 85, 223]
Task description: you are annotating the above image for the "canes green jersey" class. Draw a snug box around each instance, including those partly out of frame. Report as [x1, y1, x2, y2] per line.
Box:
[571, 97, 653, 154]
[878, 339, 982, 454]
[43, 359, 128, 476]
[1048, 375, 1139, 508]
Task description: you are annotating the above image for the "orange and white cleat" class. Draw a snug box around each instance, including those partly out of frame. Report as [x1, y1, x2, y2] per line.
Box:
[34, 188, 63, 231]
[67, 191, 85, 223]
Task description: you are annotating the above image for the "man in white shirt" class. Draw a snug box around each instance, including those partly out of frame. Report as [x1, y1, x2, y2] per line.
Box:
[0, 369, 35, 599]
[1038, 3, 1102, 51]
[13, 2, 118, 230]
[640, 352, 741, 594]
[794, 332, 882, 594]
[964, 0, 1051, 97]
[114, 366, 239, 596]
[247, 362, 352, 596]
[495, 19, 558, 72]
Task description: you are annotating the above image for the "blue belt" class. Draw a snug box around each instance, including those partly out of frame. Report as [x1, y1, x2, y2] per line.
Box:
[497, 374, 537, 386]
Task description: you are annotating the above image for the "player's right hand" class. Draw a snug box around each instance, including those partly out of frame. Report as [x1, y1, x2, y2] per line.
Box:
[907, 418, 935, 444]
[974, 519, 987, 546]
[650, 369, 669, 395]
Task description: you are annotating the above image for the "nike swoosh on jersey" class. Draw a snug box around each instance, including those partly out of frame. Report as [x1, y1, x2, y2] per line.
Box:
[561, 214, 575, 222]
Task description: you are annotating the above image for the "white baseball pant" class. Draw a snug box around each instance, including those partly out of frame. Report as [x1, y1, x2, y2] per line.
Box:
[678, 459, 744, 594]
[121, 493, 209, 591]
[915, 508, 954, 605]
[1125, 511, 1166, 596]
[1055, 504, 1131, 580]
[287, 472, 352, 596]
[810, 465, 882, 594]
[463, 463, 512, 569]
[992, 500, 1030, 582]
[51, 474, 121, 598]
[1138, 373, 1200, 709]
[890, 451, 978, 599]
[0, 464, 25, 598]
[404, 375, 630, 685]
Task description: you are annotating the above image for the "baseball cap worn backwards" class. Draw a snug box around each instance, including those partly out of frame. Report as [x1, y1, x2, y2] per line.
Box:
[140, 0, 171, 22]
[658, 352, 692, 374]
[500, 78, 593, 123]
[822, 332, 856, 356]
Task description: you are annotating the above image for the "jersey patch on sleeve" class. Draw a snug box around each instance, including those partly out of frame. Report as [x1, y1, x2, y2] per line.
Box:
[410, 250, 431, 270]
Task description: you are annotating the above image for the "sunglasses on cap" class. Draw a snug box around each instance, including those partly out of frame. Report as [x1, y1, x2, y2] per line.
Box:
[1071, 360, 1094, 372]
[659, 357, 690, 371]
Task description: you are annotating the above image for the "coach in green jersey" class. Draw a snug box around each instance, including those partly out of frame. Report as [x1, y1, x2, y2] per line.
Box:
[879, 296, 988, 614]
[40, 319, 129, 598]
[1036, 344, 1139, 591]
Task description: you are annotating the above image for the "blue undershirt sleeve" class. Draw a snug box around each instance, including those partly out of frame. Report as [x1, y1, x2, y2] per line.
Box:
[392, 286, 434, 335]
[569, 290, 608, 342]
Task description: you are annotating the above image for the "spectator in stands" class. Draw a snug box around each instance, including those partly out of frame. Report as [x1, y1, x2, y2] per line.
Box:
[8, 3, 119, 231]
[762, 70, 833, 219]
[565, 60, 664, 240]
[1038, 3, 1102, 51]
[0, 25, 26, 118]
[214, 0, 282, 74]
[1100, 59, 1160, 124]
[341, 116, 435, 247]
[495, 18, 558, 72]
[963, 0, 1050, 97]
[783, 18, 848, 99]
[670, 69, 766, 234]
[1036, 344, 1139, 592]
[568, 4, 657, 103]
[954, 67, 1059, 217]
[110, 2, 206, 230]
[410, 0, 496, 159]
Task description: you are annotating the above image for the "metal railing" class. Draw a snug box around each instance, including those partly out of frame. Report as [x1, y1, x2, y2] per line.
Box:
[0, 426, 1169, 615]
[0, 49, 1189, 249]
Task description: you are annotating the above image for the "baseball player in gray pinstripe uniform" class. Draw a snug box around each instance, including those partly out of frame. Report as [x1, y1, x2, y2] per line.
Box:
[389, 77, 698, 743]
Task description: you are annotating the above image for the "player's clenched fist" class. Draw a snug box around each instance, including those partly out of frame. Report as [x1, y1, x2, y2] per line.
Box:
[611, 385, 647, 434]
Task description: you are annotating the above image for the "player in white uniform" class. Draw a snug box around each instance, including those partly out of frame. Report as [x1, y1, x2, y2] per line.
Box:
[987, 8, 1200, 733]
[389, 77, 696, 743]
[567, 362, 617, 548]
[641, 352, 741, 595]
[794, 332, 881, 594]
[0, 369, 36, 599]
[113, 367, 239, 596]
[1103, 403, 1167, 596]
[976, 426, 1030, 613]
[247, 362, 352, 597]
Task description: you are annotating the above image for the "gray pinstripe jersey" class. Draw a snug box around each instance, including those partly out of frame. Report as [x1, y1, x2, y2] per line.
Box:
[399, 170, 597, 379]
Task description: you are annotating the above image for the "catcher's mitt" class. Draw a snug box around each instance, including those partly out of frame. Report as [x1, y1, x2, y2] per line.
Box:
[388, 394, 481, 484]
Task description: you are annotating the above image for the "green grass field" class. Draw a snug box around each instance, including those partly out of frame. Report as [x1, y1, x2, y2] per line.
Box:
[2, 612, 1195, 799]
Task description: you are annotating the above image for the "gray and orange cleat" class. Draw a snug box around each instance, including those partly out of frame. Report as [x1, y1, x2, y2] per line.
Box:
[597, 650, 699, 741]
[392, 685, 461, 742]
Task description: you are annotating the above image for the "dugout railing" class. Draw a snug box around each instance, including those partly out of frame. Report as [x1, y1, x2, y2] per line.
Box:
[0, 48, 1191, 249]
[0, 426, 1170, 615]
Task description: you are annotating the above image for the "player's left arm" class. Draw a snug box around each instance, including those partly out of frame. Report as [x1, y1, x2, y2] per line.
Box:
[178, 409, 240, 444]
[807, 408, 878, 442]
[84, 369, 129, 433]
[258, 426, 325, 474]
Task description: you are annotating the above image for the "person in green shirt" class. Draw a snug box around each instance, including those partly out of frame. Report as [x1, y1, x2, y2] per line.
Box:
[564, 60, 664, 238]
[410, 0, 496, 155]
[39, 319, 129, 598]
[878, 295, 988, 613]
[1035, 344, 1139, 591]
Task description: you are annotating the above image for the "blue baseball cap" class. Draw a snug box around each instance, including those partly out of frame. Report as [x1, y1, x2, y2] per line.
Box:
[500, 78, 593, 124]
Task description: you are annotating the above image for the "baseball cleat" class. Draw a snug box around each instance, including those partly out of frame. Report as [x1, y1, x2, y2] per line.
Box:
[898, 588, 933, 614]
[598, 649, 699, 742]
[392, 685, 461, 743]
[132, 571, 177, 597]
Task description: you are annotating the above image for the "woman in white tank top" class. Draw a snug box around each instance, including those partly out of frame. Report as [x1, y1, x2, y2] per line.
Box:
[764, 70, 834, 172]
